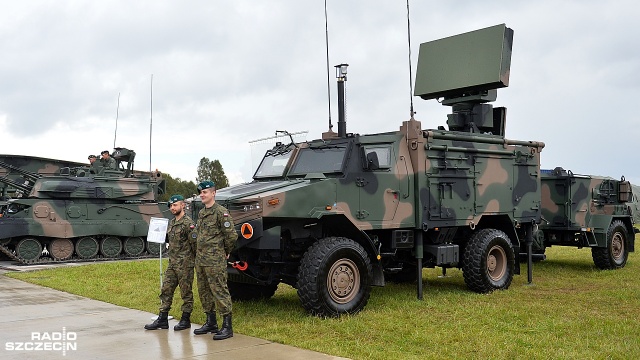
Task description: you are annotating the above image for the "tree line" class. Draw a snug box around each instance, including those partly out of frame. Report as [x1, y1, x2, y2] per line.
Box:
[158, 157, 230, 202]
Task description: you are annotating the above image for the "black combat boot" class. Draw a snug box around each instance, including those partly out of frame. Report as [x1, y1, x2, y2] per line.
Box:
[173, 312, 191, 331]
[193, 312, 219, 335]
[213, 313, 233, 340]
[144, 311, 169, 330]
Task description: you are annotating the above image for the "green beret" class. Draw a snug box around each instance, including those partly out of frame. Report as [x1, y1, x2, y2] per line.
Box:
[197, 180, 215, 192]
[167, 194, 184, 207]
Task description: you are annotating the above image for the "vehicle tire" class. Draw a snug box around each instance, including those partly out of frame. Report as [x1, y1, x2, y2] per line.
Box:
[296, 237, 372, 317]
[50, 238, 74, 260]
[228, 282, 278, 301]
[16, 238, 42, 262]
[462, 228, 515, 293]
[592, 220, 629, 270]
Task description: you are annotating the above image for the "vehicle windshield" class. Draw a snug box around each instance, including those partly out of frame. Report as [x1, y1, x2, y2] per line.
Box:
[254, 150, 293, 179]
[288, 146, 347, 175]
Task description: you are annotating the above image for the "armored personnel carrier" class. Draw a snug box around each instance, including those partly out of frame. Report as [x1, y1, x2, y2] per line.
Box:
[0, 148, 169, 264]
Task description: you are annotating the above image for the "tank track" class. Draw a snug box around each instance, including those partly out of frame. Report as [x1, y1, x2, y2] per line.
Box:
[0, 242, 160, 266]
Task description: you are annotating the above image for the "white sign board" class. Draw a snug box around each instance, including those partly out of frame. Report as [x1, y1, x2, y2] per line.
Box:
[147, 217, 169, 243]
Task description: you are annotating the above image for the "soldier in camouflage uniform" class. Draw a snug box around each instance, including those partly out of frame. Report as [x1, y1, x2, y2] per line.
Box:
[144, 194, 196, 331]
[100, 150, 117, 170]
[192, 180, 238, 340]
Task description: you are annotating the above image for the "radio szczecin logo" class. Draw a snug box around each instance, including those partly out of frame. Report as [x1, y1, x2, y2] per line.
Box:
[5, 327, 77, 356]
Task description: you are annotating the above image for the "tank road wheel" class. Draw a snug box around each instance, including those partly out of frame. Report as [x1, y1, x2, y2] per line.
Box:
[146, 241, 167, 256]
[50, 238, 74, 260]
[228, 282, 279, 301]
[297, 237, 372, 317]
[16, 238, 42, 262]
[123, 237, 145, 256]
[100, 236, 123, 258]
[76, 237, 99, 259]
[462, 229, 515, 293]
[592, 220, 629, 270]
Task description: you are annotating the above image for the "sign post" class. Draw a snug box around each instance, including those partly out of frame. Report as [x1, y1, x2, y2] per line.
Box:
[147, 217, 169, 312]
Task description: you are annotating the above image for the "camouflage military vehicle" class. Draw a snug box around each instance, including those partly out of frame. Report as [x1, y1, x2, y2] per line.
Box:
[0, 154, 86, 201]
[0, 148, 169, 264]
[534, 167, 635, 269]
[194, 24, 551, 317]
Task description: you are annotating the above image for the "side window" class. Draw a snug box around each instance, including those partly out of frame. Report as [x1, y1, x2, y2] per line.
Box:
[363, 146, 391, 169]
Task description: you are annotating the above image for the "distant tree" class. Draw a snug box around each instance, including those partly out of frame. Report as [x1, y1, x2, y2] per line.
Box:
[196, 157, 229, 189]
[160, 173, 198, 202]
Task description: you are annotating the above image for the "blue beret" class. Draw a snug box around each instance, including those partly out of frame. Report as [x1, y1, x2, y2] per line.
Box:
[197, 180, 215, 192]
[168, 194, 184, 207]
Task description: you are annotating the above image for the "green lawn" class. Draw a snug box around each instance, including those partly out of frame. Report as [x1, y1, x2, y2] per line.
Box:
[8, 245, 640, 360]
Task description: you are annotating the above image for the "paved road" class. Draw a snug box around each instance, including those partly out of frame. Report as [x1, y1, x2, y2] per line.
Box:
[0, 263, 348, 360]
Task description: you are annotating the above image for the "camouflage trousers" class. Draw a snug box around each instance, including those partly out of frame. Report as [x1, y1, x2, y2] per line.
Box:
[159, 264, 195, 313]
[196, 264, 232, 316]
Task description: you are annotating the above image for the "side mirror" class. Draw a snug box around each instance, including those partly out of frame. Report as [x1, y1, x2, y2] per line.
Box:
[366, 151, 380, 170]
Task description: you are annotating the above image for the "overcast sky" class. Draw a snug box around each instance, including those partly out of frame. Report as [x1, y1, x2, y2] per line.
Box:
[1, 1, 639, 185]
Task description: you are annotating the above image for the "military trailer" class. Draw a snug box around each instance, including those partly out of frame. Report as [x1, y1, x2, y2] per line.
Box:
[0, 148, 169, 264]
[196, 24, 553, 317]
[534, 167, 635, 269]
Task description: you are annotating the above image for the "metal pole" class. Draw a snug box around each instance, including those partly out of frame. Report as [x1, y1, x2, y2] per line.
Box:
[527, 224, 533, 284]
[416, 231, 423, 300]
[337, 77, 346, 137]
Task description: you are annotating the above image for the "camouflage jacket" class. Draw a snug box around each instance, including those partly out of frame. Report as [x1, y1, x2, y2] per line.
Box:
[194, 202, 238, 266]
[102, 157, 117, 170]
[167, 214, 196, 267]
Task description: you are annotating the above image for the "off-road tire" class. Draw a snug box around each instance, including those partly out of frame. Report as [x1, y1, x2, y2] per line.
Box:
[228, 282, 278, 301]
[462, 228, 515, 293]
[297, 237, 372, 317]
[592, 220, 629, 270]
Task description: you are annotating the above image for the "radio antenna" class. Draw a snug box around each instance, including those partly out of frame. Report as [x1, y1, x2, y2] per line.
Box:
[324, 0, 333, 131]
[149, 74, 153, 174]
[113, 92, 120, 149]
[406, 0, 415, 120]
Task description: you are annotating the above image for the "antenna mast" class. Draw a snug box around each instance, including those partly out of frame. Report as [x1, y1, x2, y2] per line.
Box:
[149, 74, 153, 174]
[324, 0, 333, 131]
[406, 0, 415, 120]
[113, 92, 120, 149]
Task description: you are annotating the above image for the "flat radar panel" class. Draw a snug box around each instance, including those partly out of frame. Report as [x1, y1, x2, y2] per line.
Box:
[414, 24, 513, 100]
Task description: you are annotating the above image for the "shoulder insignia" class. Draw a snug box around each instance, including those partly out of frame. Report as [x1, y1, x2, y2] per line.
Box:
[189, 224, 195, 229]
[191, 233, 197, 239]
[223, 221, 231, 228]
[223, 213, 229, 217]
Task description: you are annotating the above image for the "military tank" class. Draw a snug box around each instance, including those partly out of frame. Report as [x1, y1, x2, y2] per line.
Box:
[0, 147, 169, 264]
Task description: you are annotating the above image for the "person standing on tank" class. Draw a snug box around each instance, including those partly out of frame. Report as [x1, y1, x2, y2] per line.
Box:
[144, 194, 196, 331]
[192, 180, 238, 340]
[100, 150, 117, 170]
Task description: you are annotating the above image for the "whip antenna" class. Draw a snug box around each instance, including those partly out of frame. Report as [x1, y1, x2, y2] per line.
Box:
[113, 92, 120, 149]
[324, 0, 333, 130]
[406, 0, 415, 119]
[149, 74, 153, 174]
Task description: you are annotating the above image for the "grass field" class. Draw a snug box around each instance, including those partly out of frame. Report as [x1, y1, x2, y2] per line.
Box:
[8, 245, 640, 360]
